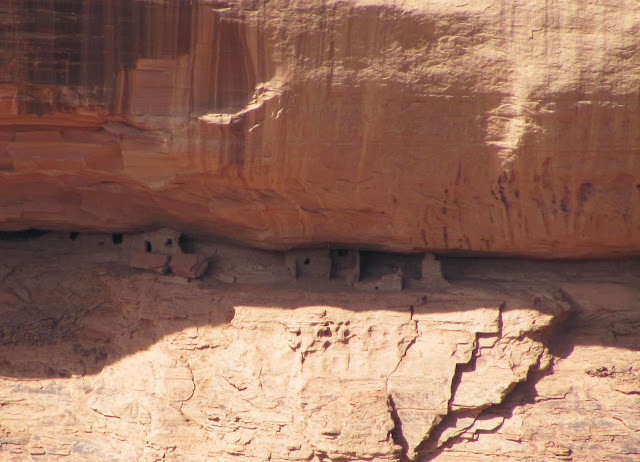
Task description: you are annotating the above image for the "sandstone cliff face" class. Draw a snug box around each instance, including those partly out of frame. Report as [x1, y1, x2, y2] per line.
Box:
[0, 0, 639, 257]
[1, 235, 640, 461]
[2, 2, 640, 461]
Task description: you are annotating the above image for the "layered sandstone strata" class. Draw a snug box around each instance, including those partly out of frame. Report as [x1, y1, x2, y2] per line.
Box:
[2, 3, 640, 461]
[1, 234, 640, 461]
[0, 0, 639, 257]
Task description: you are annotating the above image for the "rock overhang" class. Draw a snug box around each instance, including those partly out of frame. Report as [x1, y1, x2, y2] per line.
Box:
[0, 0, 639, 258]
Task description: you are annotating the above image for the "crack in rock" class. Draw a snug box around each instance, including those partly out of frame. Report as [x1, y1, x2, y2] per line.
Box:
[387, 394, 410, 461]
[385, 318, 418, 460]
[414, 294, 574, 461]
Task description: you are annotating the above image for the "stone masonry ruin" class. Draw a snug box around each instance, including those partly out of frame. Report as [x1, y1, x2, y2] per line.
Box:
[0, 228, 448, 289]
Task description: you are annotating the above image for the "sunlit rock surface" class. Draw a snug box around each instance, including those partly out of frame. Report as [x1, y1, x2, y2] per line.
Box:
[0, 0, 639, 257]
[2, 234, 640, 461]
[2, 2, 640, 461]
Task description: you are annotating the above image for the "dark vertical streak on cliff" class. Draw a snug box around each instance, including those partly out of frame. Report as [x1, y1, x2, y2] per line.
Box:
[0, 0, 194, 113]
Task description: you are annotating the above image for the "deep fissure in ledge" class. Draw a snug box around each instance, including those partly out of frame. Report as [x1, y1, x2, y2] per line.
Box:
[388, 394, 411, 461]
[415, 306, 574, 462]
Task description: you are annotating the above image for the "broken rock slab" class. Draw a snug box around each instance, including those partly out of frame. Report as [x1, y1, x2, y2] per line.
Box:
[170, 253, 208, 279]
[129, 251, 171, 274]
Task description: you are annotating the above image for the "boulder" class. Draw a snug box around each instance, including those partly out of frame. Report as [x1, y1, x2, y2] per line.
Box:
[170, 254, 208, 279]
[129, 251, 171, 274]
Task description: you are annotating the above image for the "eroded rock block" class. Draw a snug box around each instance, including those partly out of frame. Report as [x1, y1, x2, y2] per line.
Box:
[170, 254, 208, 279]
[129, 251, 170, 274]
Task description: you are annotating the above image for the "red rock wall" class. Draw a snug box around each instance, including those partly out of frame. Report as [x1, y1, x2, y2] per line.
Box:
[1, 0, 639, 257]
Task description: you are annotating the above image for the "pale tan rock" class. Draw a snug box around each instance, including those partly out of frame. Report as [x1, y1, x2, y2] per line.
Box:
[1, 242, 599, 462]
[3, 1, 640, 459]
[427, 281, 640, 462]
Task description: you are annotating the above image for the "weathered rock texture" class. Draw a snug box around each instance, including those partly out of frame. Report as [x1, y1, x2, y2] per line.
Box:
[1, 235, 640, 461]
[0, 0, 639, 257]
[3, 1, 640, 461]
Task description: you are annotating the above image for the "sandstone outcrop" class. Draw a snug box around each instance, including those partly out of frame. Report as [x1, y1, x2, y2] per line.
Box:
[1, 233, 640, 461]
[2, 1, 640, 461]
[0, 1, 639, 257]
